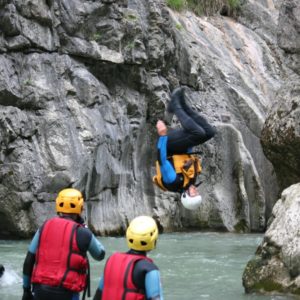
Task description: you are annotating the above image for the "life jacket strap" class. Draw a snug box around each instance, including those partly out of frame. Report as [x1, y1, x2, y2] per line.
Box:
[153, 154, 202, 192]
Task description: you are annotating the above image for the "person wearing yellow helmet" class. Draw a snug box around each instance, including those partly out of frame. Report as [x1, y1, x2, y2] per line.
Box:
[153, 87, 216, 210]
[93, 216, 164, 300]
[22, 188, 106, 300]
[55, 188, 84, 215]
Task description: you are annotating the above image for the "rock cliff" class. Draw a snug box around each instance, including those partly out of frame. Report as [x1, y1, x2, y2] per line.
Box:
[243, 183, 300, 295]
[261, 0, 300, 191]
[243, 0, 300, 295]
[0, 0, 291, 237]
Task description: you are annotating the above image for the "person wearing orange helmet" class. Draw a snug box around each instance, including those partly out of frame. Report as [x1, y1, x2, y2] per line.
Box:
[22, 188, 105, 300]
[153, 87, 216, 210]
[93, 216, 163, 300]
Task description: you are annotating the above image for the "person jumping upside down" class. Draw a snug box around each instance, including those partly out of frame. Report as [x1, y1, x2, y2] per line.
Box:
[153, 87, 216, 209]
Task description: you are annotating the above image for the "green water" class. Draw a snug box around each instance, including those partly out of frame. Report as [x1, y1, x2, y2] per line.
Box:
[0, 232, 295, 300]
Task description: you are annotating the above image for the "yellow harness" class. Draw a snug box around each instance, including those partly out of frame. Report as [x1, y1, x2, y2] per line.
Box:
[153, 154, 202, 191]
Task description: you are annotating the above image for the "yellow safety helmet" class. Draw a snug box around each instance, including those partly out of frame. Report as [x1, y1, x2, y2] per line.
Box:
[126, 216, 158, 252]
[55, 188, 84, 215]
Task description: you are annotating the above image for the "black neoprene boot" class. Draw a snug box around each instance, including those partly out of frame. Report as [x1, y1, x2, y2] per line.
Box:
[167, 87, 185, 113]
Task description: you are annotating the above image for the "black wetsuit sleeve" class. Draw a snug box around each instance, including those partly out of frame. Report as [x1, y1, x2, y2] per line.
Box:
[76, 226, 93, 252]
[23, 251, 35, 278]
[93, 288, 102, 300]
[132, 259, 159, 291]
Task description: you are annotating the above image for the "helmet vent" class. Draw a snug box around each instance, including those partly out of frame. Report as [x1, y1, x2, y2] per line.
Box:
[140, 241, 147, 246]
[55, 188, 84, 214]
[129, 239, 133, 244]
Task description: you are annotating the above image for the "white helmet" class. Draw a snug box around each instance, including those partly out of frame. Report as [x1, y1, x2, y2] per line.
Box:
[181, 192, 203, 210]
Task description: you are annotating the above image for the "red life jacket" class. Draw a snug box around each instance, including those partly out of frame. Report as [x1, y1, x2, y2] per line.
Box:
[102, 252, 153, 300]
[31, 217, 88, 292]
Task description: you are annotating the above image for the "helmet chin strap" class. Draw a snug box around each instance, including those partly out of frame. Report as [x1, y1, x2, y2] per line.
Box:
[184, 179, 202, 195]
[194, 180, 203, 187]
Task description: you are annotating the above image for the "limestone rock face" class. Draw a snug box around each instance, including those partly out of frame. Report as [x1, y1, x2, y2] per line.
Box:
[261, 82, 300, 190]
[0, 0, 290, 237]
[261, 0, 300, 190]
[243, 183, 300, 295]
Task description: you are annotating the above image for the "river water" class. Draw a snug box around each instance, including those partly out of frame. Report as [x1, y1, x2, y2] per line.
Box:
[0, 232, 295, 300]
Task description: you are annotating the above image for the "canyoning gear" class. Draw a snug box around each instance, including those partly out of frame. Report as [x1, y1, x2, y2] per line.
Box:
[31, 217, 88, 292]
[93, 225, 163, 300]
[93, 250, 162, 300]
[131, 256, 159, 291]
[181, 191, 203, 210]
[154, 86, 215, 195]
[167, 87, 185, 114]
[22, 287, 34, 300]
[145, 271, 163, 300]
[101, 252, 153, 300]
[23, 252, 36, 289]
[153, 153, 202, 192]
[126, 216, 158, 252]
[33, 285, 79, 300]
[56, 188, 84, 215]
[23, 218, 105, 293]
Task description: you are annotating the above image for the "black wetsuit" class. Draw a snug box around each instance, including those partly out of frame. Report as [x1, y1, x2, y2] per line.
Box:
[166, 101, 216, 155]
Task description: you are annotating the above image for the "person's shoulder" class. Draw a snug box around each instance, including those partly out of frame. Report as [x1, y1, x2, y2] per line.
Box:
[75, 226, 95, 252]
[136, 258, 159, 272]
[76, 225, 93, 238]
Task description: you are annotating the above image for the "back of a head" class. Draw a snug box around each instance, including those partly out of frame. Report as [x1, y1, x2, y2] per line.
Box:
[56, 188, 84, 215]
[126, 216, 158, 252]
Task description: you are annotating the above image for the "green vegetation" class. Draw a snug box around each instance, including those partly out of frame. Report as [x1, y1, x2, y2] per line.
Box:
[92, 33, 102, 42]
[126, 13, 138, 21]
[126, 41, 135, 49]
[234, 219, 249, 233]
[175, 23, 183, 30]
[252, 280, 284, 293]
[228, 0, 240, 9]
[23, 78, 32, 86]
[187, 0, 204, 16]
[166, 0, 241, 17]
[167, 0, 186, 11]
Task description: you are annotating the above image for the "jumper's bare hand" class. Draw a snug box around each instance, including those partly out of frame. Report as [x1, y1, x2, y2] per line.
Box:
[156, 120, 167, 136]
